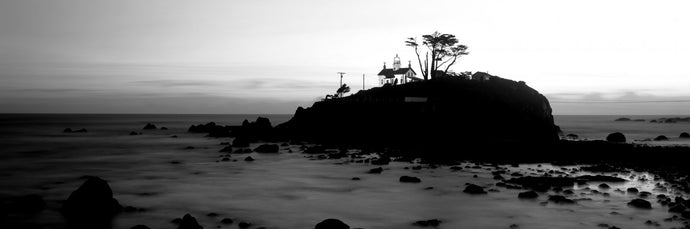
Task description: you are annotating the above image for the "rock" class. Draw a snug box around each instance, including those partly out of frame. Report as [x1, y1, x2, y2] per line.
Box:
[219, 146, 232, 153]
[238, 222, 251, 228]
[254, 144, 279, 153]
[627, 187, 639, 193]
[61, 177, 122, 226]
[627, 199, 651, 209]
[233, 137, 250, 148]
[367, 167, 384, 174]
[577, 175, 626, 182]
[160, 127, 168, 130]
[129, 131, 139, 135]
[682, 211, 690, 219]
[371, 157, 390, 165]
[351, 177, 360, 180]
[598, 183, 610, 189]
[463, 184, 487, 194]
[244, 156, 254, 162]
[548, 195, 576, 204]
[130, 225, 151, 229]
[412, 219, 441, 227]
[399, 176, 421, 183]
[220, 218, 234, 224]
[669, 204, 685, 213]
[654, 135, 669, 141]
[178, 213, 203, 229]
[680, 132, 690, 138]
[606, 132, 626, 143]
[143, 123, 157, 130]
[315, 218, 350, 229]
[518, 191, 539, 199]
[64, 128, 73, 133]
[615, 117, 631, 121]
[566, 134, 579, 139]
[64, 128, 88, 133]
[639, 191, 651, 198]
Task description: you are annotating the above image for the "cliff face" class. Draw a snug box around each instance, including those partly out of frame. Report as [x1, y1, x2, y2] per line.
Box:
[277, 75, 560, 147]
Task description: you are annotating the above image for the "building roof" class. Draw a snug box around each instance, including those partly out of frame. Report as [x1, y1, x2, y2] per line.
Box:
[377, 68, 416, 78]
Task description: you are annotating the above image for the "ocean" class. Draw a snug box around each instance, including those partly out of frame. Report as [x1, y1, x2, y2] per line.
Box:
[1, 114, 689, 229]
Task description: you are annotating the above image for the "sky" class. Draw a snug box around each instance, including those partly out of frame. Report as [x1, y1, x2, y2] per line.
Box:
[1, 0, 689, 114]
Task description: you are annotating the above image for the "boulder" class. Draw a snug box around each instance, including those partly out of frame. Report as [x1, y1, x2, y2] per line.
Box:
[239, 222, 251, 228]
[606, 132, 626, 143]
[614, 117, 631, 121]
[254, 144, 279, 153]
[178, 213, 203, 229]
[399, 176, 421, 183]
[518, 191, 539, 199]
[598, 183, 610, 189]
[315, 218, 349, 229]
[463, 184, 487, 194]
[654, 135, 669, 141]
[142, 123, 157, 130]
[627, 187, 639, 193]
[627, 198, 652, 209]
[61, 177, 122, 227]
[233, 137, 250, 148]
[680, 132, 690, 138]
[244, 156, 254, 162]
[221, 218, 234, 224]
[548, 195, 576, 204]
[412, 219, 441, 227]
[160, 127, 168, 130]
[367, 167, 384, 174]
[129, 131, 139, 136]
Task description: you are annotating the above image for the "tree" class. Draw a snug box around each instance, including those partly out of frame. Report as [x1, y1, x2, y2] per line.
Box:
[336, 84, 350, 97]
[405, 32, 469, 80]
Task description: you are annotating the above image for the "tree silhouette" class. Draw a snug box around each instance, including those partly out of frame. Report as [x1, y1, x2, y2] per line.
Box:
[406, 32, 469, 80]
[336, 84, 351, 97]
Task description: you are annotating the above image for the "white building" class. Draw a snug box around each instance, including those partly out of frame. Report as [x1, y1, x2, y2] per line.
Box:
[377, 54, 421, 86]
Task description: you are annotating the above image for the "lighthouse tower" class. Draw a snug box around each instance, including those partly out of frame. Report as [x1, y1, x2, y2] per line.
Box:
[393, 54, 401, 71]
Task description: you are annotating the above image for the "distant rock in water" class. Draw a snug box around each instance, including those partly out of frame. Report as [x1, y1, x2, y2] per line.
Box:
[518, 191, 539, 199]
[177, 213, 203, 229]
[130, 225, 151, 229]
[129, 131, 139, 136]
[315, 218, 350, 229]
[276, 75, 559, 148]
[61, 176, 122, 227]
[463, 184, 487, 194]
[614, 117, 631, 121]
[142, 123, 157, 130]
[680, 132, 690, 139]
[606, 132, 626, 143]
[628, 199, 652, 209]
[64, 128, 88, 133]
[412, 219, 442, 227]
[654, 135, 669, 141]
[254, 144, 279, 153]
[399, 176, 421, 183]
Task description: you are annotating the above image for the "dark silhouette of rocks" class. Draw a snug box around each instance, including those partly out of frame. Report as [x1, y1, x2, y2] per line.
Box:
[598, 183, 610, 189]
[518, 191, 539, 199]
[232, 137, 250, 147]
[371, 157, 390, 165]
[627, 199, 652, 209]
[61, 176, 122, 228]
[220, 218, 234, 224]
[177, 213, 203, 229]
[130, 225, 151, 229]
[412, 219, 441, 227]
[238, 222, 251, 228]
[219, 146, 232, 153]
[160, 127, 168, 130]
[654, 135, 669, 141]
[565, 134, 579, 139]
[142, 123, 157, 130]
[368, 167, 384, 174]
[614, 117, 631, 121]
[680, 132, 690, 138]
[399, 176, 421, 183]
[276, 76, 559, 148]
[548, 195, 576, 204]
[244, 156, 254, 162]
[463, 184, 487, 194]
[129, 131, 139, 136]
[627, 188, 639, 193]
[682, 211, 690, 219]
[315, 218, 350, 229]
[576, 175, 626, 182]
[64, 128, 88, 133]
[606, 132, 626, 143]
[254, 144, 279, 153]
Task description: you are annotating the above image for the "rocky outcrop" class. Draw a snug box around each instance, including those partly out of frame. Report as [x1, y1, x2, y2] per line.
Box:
[315, 218, 350, 229]
[680, 132, 690, 139]
[276, 76, 559, 148]
[61, 176, 122, 227]
[606, 132, 626, 143]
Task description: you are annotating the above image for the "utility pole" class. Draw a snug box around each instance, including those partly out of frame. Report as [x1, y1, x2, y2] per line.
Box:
[337, 72, 346, 97]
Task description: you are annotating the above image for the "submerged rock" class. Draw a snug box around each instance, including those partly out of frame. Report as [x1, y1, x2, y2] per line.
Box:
[606, 132, 626, 143]
[367, 167, 384, 174]
[518, 191, 539, 199]
[254, 144, 279, 153]
[315, 218, 350, 229]
[244, 156, 254, 162]
[548, 195, 576, 204]
[412, 219, 441, 227]
[463, 184, 487, 194]
[130, 225, 151, 229]
[627, 198, 652, 209]
[654, 135, 669, 141]
[61, 176, 122, 227]
[614, 117, 631, 121]
[399, 176, 421, 183]
[142, 123, 157, 130]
